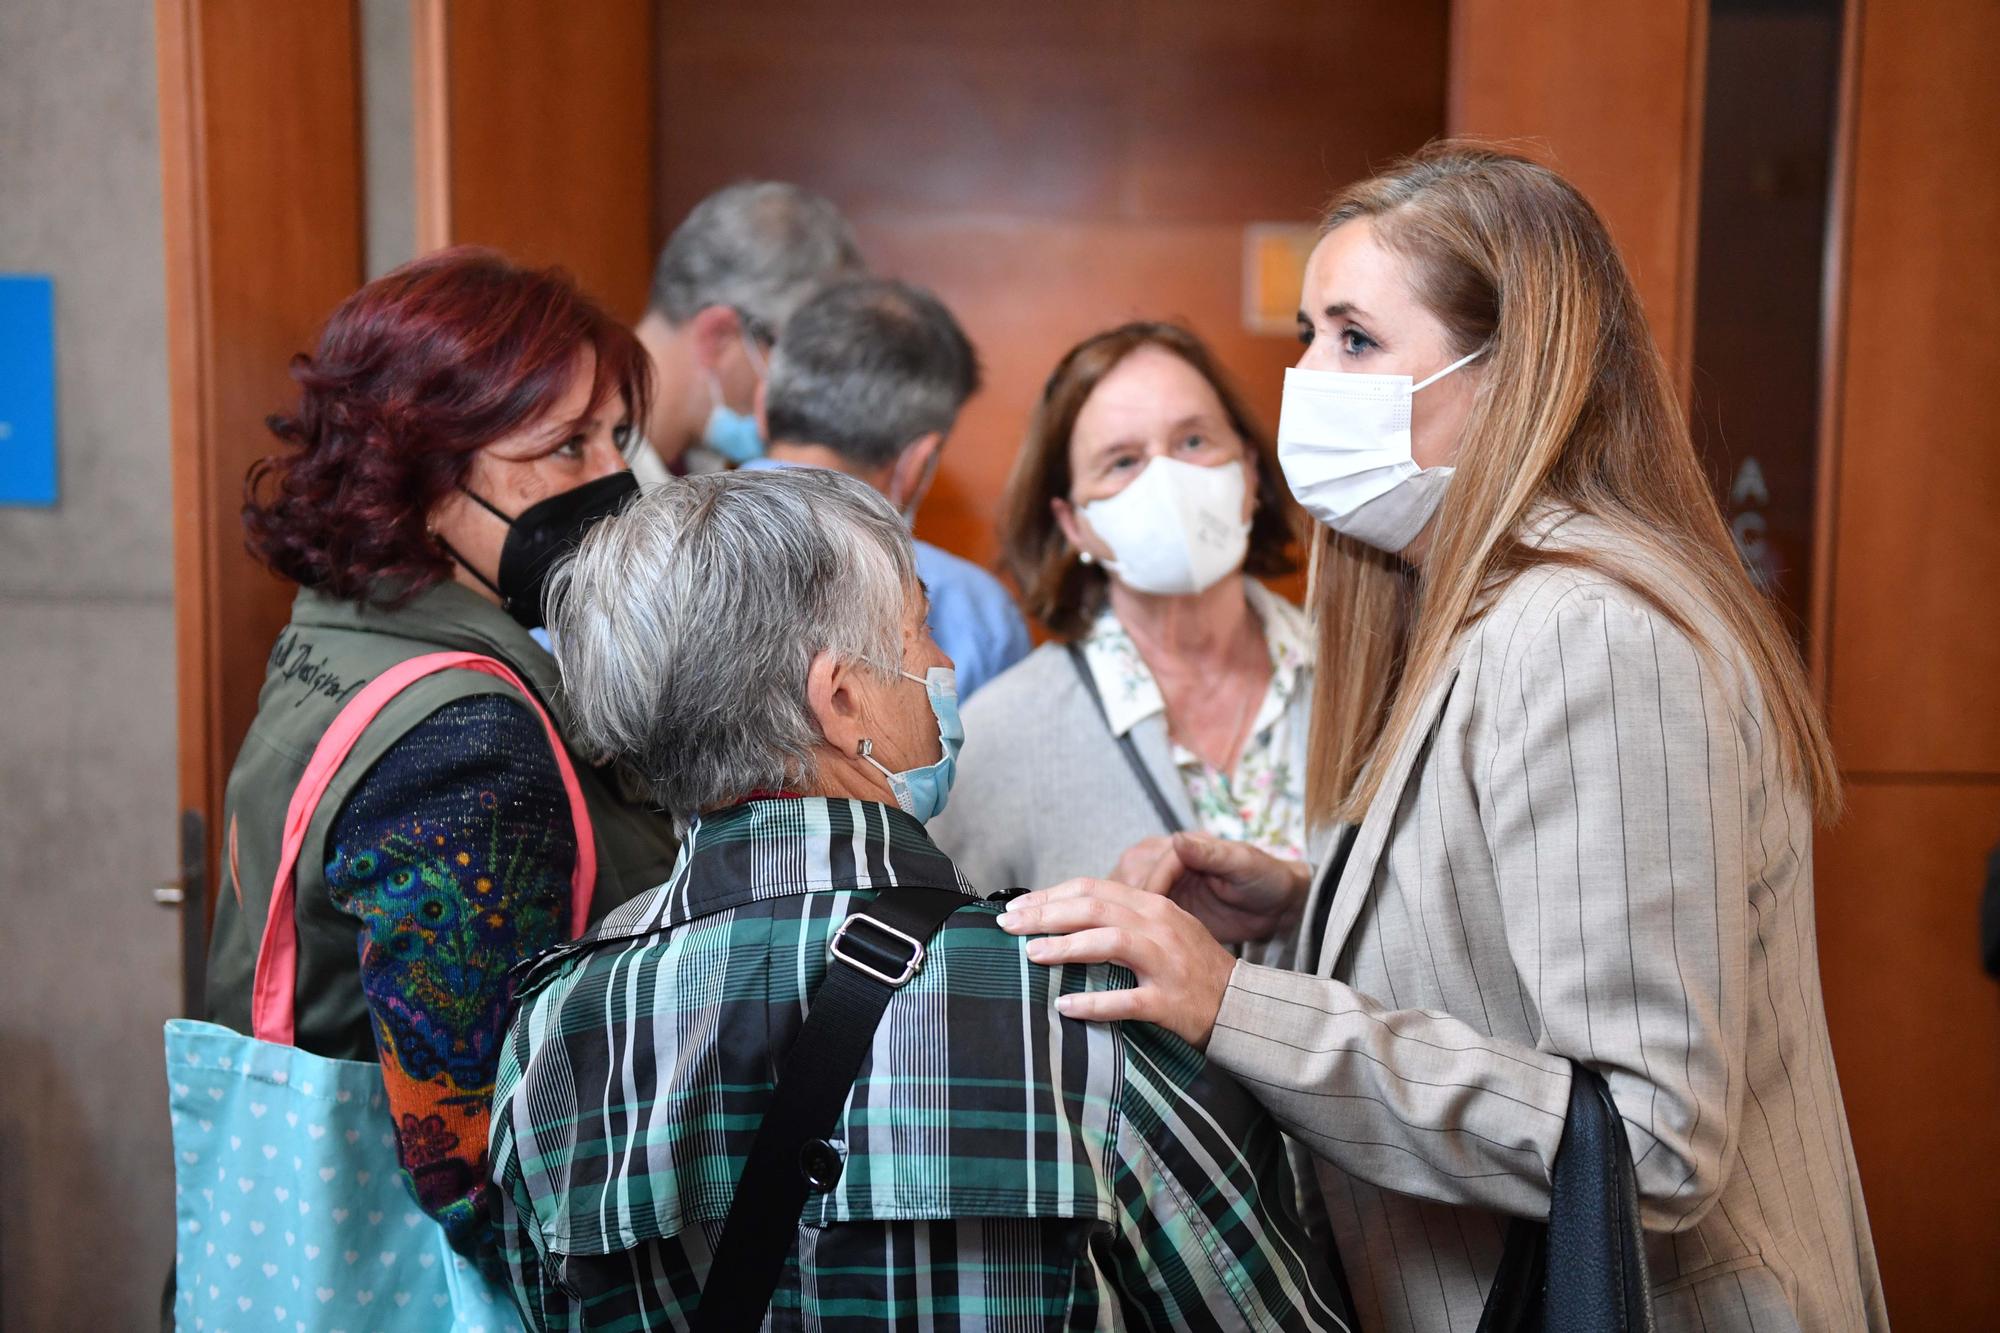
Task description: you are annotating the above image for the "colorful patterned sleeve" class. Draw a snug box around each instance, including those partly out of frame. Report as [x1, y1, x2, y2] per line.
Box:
[324, 691, 576, 1278]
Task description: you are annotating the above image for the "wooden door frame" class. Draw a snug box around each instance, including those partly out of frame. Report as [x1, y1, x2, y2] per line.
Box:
[408, 0, 656, 319]
[155, 0, 366, 1015]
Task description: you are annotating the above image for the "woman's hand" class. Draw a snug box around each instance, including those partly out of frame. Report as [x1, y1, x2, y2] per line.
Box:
[1108, 834, 1176, 888]
[1134, 831, 1312, 944]
[997, 878, 1238, 1049]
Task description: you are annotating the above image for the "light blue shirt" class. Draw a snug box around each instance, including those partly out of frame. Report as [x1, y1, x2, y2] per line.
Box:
[738, 457, 1031, 699]
[909, 536, 1032, 700]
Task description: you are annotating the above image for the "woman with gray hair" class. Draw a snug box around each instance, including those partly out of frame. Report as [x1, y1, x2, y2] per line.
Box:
[486, 466, 1353, 1332]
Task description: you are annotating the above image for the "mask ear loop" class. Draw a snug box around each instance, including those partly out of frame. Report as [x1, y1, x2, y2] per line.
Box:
[740, 328, 769, 380]
[457, 483, 518, 525]
[856, 737, 899, 784]
[898, 441, 944, 524]
[433, 534, 507, 605]
[435, 486, 516, 606]
[1411, 347, 1487, 393]
[851, 661, 931, 771]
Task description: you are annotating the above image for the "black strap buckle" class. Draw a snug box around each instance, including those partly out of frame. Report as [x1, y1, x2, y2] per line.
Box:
[827, 912, 927, 987]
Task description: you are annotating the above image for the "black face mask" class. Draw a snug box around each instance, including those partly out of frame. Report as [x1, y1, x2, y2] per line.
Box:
[449, 471, 640, 630]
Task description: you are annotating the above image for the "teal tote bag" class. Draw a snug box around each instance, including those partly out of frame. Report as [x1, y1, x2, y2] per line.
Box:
[167, 652, 597, 1332]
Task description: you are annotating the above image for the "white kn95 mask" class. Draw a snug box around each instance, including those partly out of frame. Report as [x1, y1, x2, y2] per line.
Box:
[1079, 455, 1251, 596]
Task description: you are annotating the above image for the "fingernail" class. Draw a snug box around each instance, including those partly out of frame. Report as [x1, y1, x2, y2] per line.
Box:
[1054, 994, 1078, 1015]
[1025, 939, 1053, 962]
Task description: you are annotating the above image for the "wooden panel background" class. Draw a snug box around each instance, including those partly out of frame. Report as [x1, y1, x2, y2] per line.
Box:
[1811, 0, 2000, 1325]
[1815, 782, 2000, 1327]
[656, 0, 1450, 578]
[415, 0, 655, 321]
[1820, 0, 2000, 779]
[1447, 0, 1708, 384]
[158, 0, 365, 973]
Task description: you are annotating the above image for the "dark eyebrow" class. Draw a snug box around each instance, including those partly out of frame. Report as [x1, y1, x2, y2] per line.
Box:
[1323, 302, 1371, 321]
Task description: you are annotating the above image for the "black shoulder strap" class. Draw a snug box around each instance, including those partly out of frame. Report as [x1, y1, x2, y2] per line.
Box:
[690, 882, 973, 1333]
[1063, 641, 1184, 835]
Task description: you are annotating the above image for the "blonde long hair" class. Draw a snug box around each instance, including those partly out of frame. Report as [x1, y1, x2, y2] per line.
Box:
[1307, 142, 1841, 827]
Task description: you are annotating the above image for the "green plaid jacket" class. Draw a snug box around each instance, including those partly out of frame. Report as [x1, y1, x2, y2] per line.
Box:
[491, 797, 1351, 1331]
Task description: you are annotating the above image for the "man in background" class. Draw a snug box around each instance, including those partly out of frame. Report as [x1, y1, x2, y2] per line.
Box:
[748, 277, 1031, 699]
[633, 181, 865, 480]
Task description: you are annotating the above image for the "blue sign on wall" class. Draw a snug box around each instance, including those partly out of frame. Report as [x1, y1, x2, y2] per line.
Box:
[0, 274, 57, 507]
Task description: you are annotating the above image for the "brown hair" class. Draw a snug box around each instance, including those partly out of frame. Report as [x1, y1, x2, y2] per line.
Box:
[1000, 321, 1299, 639]
[244, 247, 651, 604]
[1305, 141, 1841, 827]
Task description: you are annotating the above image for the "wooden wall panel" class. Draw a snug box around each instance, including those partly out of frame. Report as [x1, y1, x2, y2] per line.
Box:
[865, 218, 1316, 573]
[415, 0, 655, 321]
[1447, 0, 1707, 382]
[157, 0, 365, 996]
[1812, 1, 2000, 1325]
[1821, 0, 2000, 777]
[1814, 779, 2000, 1326]
[656, 0, 1450, 584]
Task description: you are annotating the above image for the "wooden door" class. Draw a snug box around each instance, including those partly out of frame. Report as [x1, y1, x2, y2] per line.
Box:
[413, 0, 656, 319]
[158, 0, 365, 1011]
[1448, 0, 1708, 387]
[1811, 0, 2000, 1322]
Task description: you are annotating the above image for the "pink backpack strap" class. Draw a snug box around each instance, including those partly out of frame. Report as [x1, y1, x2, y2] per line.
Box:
[249, 651, 598, 1045]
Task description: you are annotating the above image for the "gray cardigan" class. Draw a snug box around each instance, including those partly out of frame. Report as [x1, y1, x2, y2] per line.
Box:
[929, 641, 1196, 895]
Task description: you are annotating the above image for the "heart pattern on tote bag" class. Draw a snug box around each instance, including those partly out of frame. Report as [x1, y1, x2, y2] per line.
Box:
[166, 1020, 517, 1332]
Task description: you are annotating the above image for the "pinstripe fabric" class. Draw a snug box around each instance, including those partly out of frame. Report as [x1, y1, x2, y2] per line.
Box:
[1207, 514, 1887, 1333]
[490, 796, 1352, 1331]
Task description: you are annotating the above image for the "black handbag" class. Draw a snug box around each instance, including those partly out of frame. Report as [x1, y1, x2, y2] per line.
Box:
[1478, 1063, 1657, 1332]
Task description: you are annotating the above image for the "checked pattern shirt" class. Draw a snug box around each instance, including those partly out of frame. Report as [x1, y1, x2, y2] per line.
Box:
[490, 796, 1351, 1331]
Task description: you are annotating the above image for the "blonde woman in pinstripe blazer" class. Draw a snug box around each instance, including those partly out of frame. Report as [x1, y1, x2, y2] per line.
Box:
[999, 144, 1886, 1332]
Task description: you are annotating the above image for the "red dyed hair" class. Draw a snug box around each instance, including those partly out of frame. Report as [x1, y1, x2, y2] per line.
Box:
[243, 247, 652, 603]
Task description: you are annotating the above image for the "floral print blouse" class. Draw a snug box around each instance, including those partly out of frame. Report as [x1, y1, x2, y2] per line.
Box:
[1077, 579, 1316, 863]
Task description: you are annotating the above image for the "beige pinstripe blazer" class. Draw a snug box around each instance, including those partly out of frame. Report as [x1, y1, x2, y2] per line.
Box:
[1207, 515, 1887, 1332]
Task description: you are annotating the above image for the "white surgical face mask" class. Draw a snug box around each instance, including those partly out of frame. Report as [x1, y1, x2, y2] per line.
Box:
[1079, 455, 1251, 596]
[1275, 348, 1483, 553]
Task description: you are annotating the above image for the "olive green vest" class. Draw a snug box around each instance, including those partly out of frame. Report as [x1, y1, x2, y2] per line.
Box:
[204, 580, 680, 1060]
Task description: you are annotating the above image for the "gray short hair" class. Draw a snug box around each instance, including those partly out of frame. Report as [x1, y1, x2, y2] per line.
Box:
[764, 278, 982, 470]
[545, 468, 915, 825]
[647, 182, 865, 336]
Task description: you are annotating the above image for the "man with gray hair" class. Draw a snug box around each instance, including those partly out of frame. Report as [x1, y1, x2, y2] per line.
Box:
[488, 467, 1352, 1332]
[632, 181, 865, 480]
[744, 276, 1030, 698]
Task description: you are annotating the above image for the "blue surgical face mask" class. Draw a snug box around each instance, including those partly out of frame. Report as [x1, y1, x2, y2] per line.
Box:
[702, 394, 765, 465]
[857, 665, 962, 824]
[702, 327, 771, 464]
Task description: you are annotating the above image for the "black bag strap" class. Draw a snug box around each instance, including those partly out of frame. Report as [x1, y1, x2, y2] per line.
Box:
[1477, 1063, 1656, 1333]
[1064, 641, 1184, 835]
[690, 881, 973, 1333]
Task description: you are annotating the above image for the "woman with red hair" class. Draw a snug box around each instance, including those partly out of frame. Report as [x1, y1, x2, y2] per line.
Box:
[200, 248, 680, 1279]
